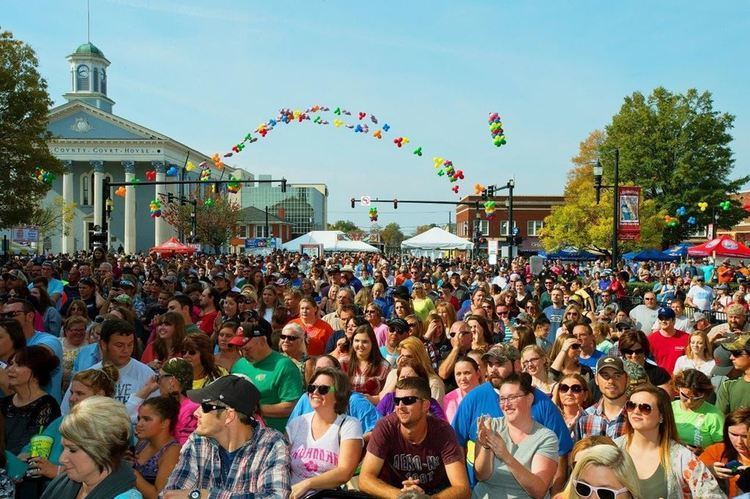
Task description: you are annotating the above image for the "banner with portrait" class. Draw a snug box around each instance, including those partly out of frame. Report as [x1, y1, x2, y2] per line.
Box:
[618, 186, 641, 240]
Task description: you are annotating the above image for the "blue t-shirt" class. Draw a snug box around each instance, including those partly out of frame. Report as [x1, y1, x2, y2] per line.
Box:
[451, 382, 572, 485]
[72, 343, 101, 374]
[543, 305, 565, 342]
[579, 349, 604, 369]
[28, 331, 63, 402]
[288, 391, 380, 434]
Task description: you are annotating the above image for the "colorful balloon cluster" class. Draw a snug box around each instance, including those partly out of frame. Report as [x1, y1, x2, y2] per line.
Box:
[227, 176, 242, 194]
[368, 207, 378, 222]
[488, 113, 507, 147]
[669, 199, 736, 228]
[204, 198, 214, 207]
[115, 186, 127, 197]
[149, 199, 161, 218]
[484, 200, 497, 216]
[34, 168, 56, 185]
[664, 215, 679, 227]
[212, 104, 477, 195]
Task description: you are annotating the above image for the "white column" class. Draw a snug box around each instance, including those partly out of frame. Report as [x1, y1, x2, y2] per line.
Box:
[122, 160, 136, 254]
[91, 160, 104, 229]
[61, 161, 74, 254]
[153, 161, 167, 245]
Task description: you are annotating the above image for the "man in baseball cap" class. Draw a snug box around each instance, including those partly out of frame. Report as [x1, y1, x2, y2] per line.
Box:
[163, 374, 291, 497]
[574, 355, 629, 441]
[716, 334, 750, 414]
[228, 319, 303, 432]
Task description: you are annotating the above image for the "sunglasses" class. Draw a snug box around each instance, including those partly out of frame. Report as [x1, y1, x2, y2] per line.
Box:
[625, 401, 653, 415]
[573, 480, 629, 499]
[280, 335, 300, 342]
[0, 311, 23, 319]
[450, 330, 471, 337]
[559, 383, 585, 394]
[307, 384, 334, 395]
[201, 402, 228, 413]
[729, 350, 749, 357]
[393, 395, 421, 406]
[679, 391, 704, 402]
[621, 348, 644, 356]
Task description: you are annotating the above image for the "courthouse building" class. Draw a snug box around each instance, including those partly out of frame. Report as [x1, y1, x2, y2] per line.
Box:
[43, 41, 240, 253]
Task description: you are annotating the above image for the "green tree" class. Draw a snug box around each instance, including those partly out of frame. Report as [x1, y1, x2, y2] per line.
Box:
[28, 196, 76, 238]
[327, 220, 359, 233]
[381, 222, 405, 251]
[600, 87, 748, 245]
[0, 30, 62, 228]
[415, 224, 437, 235]
[162, 191, 241, 253]
[541, 130, 664, 253]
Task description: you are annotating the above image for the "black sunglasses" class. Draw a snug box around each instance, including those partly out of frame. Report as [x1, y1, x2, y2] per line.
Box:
[621, 348, 644, 356]
[201, 402, 228, 413]
[280, 335, 300, 342]
[625, 401, 653, 415]
[393, 395, 421, 406]
[729, 350, 748, 357]
[307, 384, 334, 395]
[559, 383, 585, 394]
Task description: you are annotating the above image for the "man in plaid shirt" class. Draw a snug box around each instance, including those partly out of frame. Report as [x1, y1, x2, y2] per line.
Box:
[574, 355, 630, 441]
[162, 375, 290, 498]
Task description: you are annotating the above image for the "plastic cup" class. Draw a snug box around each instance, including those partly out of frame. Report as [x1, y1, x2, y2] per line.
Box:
[29, 435, 53, 459]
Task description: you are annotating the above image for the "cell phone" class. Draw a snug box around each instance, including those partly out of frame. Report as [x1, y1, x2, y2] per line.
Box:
[725, 460, 742, 474]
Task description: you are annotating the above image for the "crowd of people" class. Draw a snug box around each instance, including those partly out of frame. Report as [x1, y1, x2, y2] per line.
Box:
[0, 247, 748, 498]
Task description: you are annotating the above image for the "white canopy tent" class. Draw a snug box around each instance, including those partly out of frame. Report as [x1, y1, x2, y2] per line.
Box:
[281, 231, 380, 254]
[401, 227, 473, 258]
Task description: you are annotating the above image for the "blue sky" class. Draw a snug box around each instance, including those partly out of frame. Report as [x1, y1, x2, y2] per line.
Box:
[5, 1, 750, 233]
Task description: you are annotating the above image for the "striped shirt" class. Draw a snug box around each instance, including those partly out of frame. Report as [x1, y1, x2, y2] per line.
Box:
[574, 399, 628, 441]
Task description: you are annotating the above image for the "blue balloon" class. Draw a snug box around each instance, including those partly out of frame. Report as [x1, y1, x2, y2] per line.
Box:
[676, 206, 686, 216]
[687, 216, 697, 225]
[166, 166, 178, 176]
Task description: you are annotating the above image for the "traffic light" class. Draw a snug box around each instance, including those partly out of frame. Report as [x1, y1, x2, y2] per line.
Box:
[167, 193, 175, 203]
[481, 189, 488, 200]
[487, 185, 496, 197]
[393, 199, 398, 209]
[281, 179, 287, 193]
[351, 198, 356, 209]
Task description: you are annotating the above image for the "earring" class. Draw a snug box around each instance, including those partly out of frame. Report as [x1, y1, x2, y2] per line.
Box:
[659, 418, 663, 423]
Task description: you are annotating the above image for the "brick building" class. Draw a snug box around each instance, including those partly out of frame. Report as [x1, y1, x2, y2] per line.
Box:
[455, 195, 564, 254]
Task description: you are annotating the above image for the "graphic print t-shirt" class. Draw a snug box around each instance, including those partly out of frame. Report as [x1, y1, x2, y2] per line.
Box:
[367, 413, 464, 495]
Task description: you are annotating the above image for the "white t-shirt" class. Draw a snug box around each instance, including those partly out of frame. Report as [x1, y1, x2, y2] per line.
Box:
[673, 355, 716, 377]
[286, 412, 363, 485]
[60, 358, 155, 414]
[687, 285, 713, 312]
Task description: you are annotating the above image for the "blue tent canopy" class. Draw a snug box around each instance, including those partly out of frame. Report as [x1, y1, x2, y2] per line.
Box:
[626, 249, 680, 262]
[540, 247, 599, 261]
[662, 243, 693, 258]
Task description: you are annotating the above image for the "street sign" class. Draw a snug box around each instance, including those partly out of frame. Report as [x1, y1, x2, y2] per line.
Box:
[360, 196, 371, 207]
[12, 227, 39, 243]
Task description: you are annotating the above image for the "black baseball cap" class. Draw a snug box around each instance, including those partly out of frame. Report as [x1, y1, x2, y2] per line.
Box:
[386, 318, 409, 334]
[228, 319, 272, 346]
[187, 375, 260, 419]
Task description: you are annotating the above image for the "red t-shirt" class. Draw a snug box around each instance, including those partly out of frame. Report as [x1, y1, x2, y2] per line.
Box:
[198, 310, 219, 334]
[647, 329, 689, 373]
[291, 318, 333, 356]
[367, 413, 464, 495]
[608, 280, 627, 300]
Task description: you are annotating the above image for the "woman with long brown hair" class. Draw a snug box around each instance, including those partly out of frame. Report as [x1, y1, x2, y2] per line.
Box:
[700, 407, 750, 497]
[346, 325, 389, 405]
[181, 333, 226, 389]
[616, 384, 721, 497]
[141, 311, 186, 368]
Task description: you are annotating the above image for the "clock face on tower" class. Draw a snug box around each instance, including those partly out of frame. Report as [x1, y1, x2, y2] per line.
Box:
[77, 65, 89, 78]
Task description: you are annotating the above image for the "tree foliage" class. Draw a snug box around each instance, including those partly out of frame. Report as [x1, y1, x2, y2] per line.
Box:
[600, 87, 748, 245]
[415, 224, 437, 235]
[380, 222, 405, 250]
[29, 197, 76, 238]
[0, 30, 62, 228]
[541, 130, 664, 252]
[162, 191, 241, 252]
[327, 220, 359, 233]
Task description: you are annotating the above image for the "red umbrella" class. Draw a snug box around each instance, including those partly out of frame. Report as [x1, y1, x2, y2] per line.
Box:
[150, 237, 196, 255]
[687, 235, 750, 258]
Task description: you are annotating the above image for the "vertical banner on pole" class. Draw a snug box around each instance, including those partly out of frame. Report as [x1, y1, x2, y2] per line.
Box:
[618, 186, 641, 240]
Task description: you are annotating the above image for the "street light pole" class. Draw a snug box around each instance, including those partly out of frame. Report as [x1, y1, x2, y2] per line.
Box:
[593, 149, 620, 270]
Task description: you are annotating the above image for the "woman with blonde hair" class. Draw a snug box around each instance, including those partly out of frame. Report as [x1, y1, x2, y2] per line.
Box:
[379, 335, 445, 405]
[560, 443, 641, 499]
[410, 282, 435, 323]
[435, 300, 457, 335]
[554, 305, 583, 339]
[41, 396, 139, 499]
[591, 321, 613, 355]
[549, 333, 594, 385]
[615, 384, 722, 498]
[673, 330, 715, 376]
[354, 286, 373, 311]
[521, 344, 555, 397]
